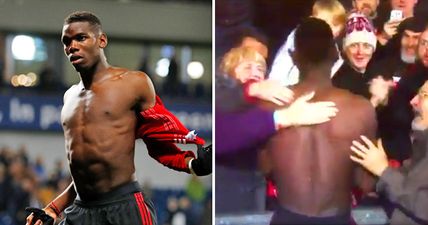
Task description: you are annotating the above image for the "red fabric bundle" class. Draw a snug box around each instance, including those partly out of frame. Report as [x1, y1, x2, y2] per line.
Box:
[137, 95, 204, 172]
[145, 141, 195, 173]
[137, 95, 205, 145]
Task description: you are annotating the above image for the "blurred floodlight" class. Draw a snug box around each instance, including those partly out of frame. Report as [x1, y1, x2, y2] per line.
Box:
[187, 61, 204, 79]
[155, 58, 170, 77]
[11, 75, 19, 87]
[27, 72, 38, 85]
[10, 72, 38, 87]
[12, 35, 36, 60]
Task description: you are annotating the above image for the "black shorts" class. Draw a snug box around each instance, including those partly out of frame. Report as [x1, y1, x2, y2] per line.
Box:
[270, 205, 351, 225]
[59, 182, 157, 225]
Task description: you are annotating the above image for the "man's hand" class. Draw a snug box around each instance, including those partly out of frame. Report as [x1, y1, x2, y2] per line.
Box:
[191, 144, 212, 176]
[247, 80, 294, 106]
[25, 207, 56, 225]
[350, 136, 389, 176]
[379, 19, 404, 44]
[369, 76, 394, 107]
[274, 91, 338, 128]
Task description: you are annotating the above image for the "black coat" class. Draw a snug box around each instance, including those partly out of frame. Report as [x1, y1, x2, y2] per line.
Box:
[377, 62, 428, 161]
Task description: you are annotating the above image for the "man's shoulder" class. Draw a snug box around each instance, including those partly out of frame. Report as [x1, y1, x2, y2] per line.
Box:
[329, 88, 374, 115]
[111, 67, 147, 77]
[113, 68, 151, 84]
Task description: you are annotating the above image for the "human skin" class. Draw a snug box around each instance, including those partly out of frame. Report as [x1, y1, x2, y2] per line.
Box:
[265, 82, 377, 216]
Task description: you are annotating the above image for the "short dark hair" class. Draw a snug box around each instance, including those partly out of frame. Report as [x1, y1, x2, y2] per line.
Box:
[294, 17, 336, 65]
[398, 16, 427, 34]
[64, 11, 102, 31]
[230, 26, 269, 49]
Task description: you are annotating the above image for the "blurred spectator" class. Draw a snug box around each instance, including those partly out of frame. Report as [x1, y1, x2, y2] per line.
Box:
[46, 159, 65, 188]
[269, 0, 346, 86]
[0, 33, 5, 90]
[185, 176, 206, 225]
[0, 163, 8, 211]
[177, 196, 191, 224]
[194, 83, 206, 100]
[201, 198, 212, 225]
[32, 155, 47, 182]
[215, 0, 255, 62]
[163, 54, 181, 97]
[137, 46, 152, 78]
[0, 144, 210, 225]
[390, 0, 417, 19]
[373, 16, 424, 70]
[142, 180, 154, 201]
[16, 145, 29, 167]
[165, 196, 187, 225]
[377, 0, 418, 46]
[7, 156, 38, 225]
[351, 0, 380, 19]
[38, 65, 64, 93]
[252, 0, 315, 64]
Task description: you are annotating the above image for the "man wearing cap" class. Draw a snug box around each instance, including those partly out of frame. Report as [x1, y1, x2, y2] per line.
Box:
[333, 13, 392, 107]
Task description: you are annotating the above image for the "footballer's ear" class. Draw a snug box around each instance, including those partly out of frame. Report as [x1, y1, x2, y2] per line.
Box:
[99, 33, 108, 48]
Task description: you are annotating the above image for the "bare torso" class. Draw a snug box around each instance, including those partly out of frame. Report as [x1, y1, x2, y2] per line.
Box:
[61, 67, 154, 200]
[265, 84, 376, 216]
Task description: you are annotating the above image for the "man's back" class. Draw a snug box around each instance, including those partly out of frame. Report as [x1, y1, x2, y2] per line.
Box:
[266, 86, 377, 217]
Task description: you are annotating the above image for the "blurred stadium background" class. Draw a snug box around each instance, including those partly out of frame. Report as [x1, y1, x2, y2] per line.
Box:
[0, 0, 212, 225]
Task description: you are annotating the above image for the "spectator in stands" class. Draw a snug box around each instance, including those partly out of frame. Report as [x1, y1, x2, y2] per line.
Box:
[32, 155, 47, 182]
[351, 0, 380, 19]
[185, 176, 206, 225]
[377, 0, 418, 46]
[377, 20, 428, 163]
[333, 13, 394, 107]
[163, 53, 181, 97]
[372, 16, 425, 77]
[0, 163, 7, 212]
[165, 196, 187, 225]
[8, 156, 35, 225]
[350, 80, 428, 225]
[38, 64, 64, 93]
[269, 0, 347, 86]
[374, 16, 424, 162]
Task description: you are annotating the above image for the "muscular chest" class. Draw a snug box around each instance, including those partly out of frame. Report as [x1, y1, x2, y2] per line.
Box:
[61, 86, 137, 128]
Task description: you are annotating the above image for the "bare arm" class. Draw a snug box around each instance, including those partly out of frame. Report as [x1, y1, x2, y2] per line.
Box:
[26, 182, 76, 225]
[134, 71, 211, 175]
[44, 182, 76, 215]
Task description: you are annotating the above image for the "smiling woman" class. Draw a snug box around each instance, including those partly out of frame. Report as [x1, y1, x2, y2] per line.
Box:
[220, 47, 267, 83]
